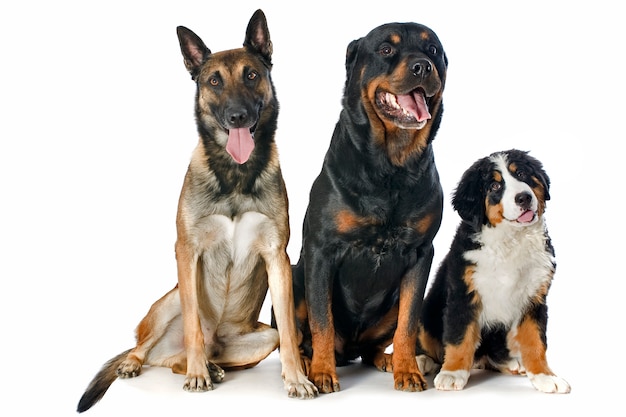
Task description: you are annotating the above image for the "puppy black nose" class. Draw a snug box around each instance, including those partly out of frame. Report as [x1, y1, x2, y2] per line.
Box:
[412, 58, 432, 77]
[515, 192, 532, 209]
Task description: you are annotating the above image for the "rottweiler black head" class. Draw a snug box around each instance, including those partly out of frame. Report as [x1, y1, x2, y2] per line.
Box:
[343, 22, 447, 165]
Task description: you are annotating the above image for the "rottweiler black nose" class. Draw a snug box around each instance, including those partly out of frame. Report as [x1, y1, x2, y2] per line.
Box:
[411, 58, 432, 78]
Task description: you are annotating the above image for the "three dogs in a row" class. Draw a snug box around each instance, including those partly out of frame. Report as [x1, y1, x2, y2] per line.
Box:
[77, 9, 570, 413]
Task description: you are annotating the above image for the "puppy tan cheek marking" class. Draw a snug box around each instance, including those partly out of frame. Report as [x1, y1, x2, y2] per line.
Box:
[513, 318, 552, 375]
[486, 200, 504, 225]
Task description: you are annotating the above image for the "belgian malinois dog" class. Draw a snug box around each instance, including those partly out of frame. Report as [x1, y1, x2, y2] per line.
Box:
[77, 9, 317, 413]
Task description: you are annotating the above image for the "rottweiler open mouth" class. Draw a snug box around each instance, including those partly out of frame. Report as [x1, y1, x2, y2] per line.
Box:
[376, 87, 431, 129]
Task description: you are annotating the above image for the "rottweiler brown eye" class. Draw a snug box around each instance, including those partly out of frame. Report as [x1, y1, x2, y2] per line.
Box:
[379, 45, 393, 56]
[247, 71, 258, 80]
[429, 45, 437, 55]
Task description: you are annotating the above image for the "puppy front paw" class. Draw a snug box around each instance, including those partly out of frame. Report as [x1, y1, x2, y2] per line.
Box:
[434, 369, 470, 391]
[416, 354, 438, 375]
[528, 373, 571, 393]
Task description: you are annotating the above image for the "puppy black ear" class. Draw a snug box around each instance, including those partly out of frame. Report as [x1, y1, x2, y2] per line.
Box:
[530, 156, 551, 201]
[452, 157, 490, 228]
[177, 26, 211, 80]
[538, 171, 551, 201]
[244, 9, 272, 66]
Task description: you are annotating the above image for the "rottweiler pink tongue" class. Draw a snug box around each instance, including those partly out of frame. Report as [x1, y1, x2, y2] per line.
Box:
[517, 210, 535, 223]
[226, 128, 255, 164]
[397, 91, 431, 122]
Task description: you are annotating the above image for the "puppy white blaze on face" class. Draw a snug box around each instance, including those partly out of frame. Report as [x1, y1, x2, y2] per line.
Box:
[489, 154, 539, 226]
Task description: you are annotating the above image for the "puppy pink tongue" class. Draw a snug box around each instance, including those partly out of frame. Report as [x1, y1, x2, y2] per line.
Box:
[397, 91, 431, 122]
[517, 210, 535, 223]
[226, 128, 255, 164]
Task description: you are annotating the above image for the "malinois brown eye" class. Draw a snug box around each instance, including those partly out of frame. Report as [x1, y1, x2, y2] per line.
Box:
[209, 77, 219, 86]
[247, 71, 258, 80]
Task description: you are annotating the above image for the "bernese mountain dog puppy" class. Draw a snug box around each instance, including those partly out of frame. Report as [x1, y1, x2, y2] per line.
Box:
[416, 149, 570, 394]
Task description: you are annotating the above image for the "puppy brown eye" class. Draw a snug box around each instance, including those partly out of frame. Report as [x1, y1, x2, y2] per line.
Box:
[247, 71, 258, 81]
[516, 170, 527, 180]
[490, 182, 501, 192]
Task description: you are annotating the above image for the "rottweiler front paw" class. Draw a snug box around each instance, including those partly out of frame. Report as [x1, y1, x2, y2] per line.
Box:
[310, 371, 340, 393]
[394, 371, 428, 392]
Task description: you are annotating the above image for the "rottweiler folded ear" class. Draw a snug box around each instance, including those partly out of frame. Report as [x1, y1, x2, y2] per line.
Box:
[452, 156, 491, 229]
[244, 9, 272, 67]
[342, 38, 369, 125]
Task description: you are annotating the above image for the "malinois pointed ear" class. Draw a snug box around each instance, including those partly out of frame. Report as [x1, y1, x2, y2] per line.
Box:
[244, 9, 272, 66]
[177, 26, 212, 80]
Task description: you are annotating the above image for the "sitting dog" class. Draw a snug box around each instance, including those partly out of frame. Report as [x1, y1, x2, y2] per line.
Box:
[290, 21, 448, 393]
[416, 149, 571, 394]
[77, 9, 317, 413]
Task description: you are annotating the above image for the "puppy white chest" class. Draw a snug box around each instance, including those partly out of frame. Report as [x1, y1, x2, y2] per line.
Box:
[464, 222, 554, 327]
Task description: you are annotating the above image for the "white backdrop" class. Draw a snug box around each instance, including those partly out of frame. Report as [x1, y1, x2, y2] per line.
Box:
[0, 1, 621, 415]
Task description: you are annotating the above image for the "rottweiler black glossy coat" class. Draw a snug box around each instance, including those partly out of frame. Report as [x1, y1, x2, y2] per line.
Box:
[291, 21, 448, 393]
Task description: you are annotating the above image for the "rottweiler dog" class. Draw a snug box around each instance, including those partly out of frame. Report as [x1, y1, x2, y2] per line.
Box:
[291, 21, 448, 393]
